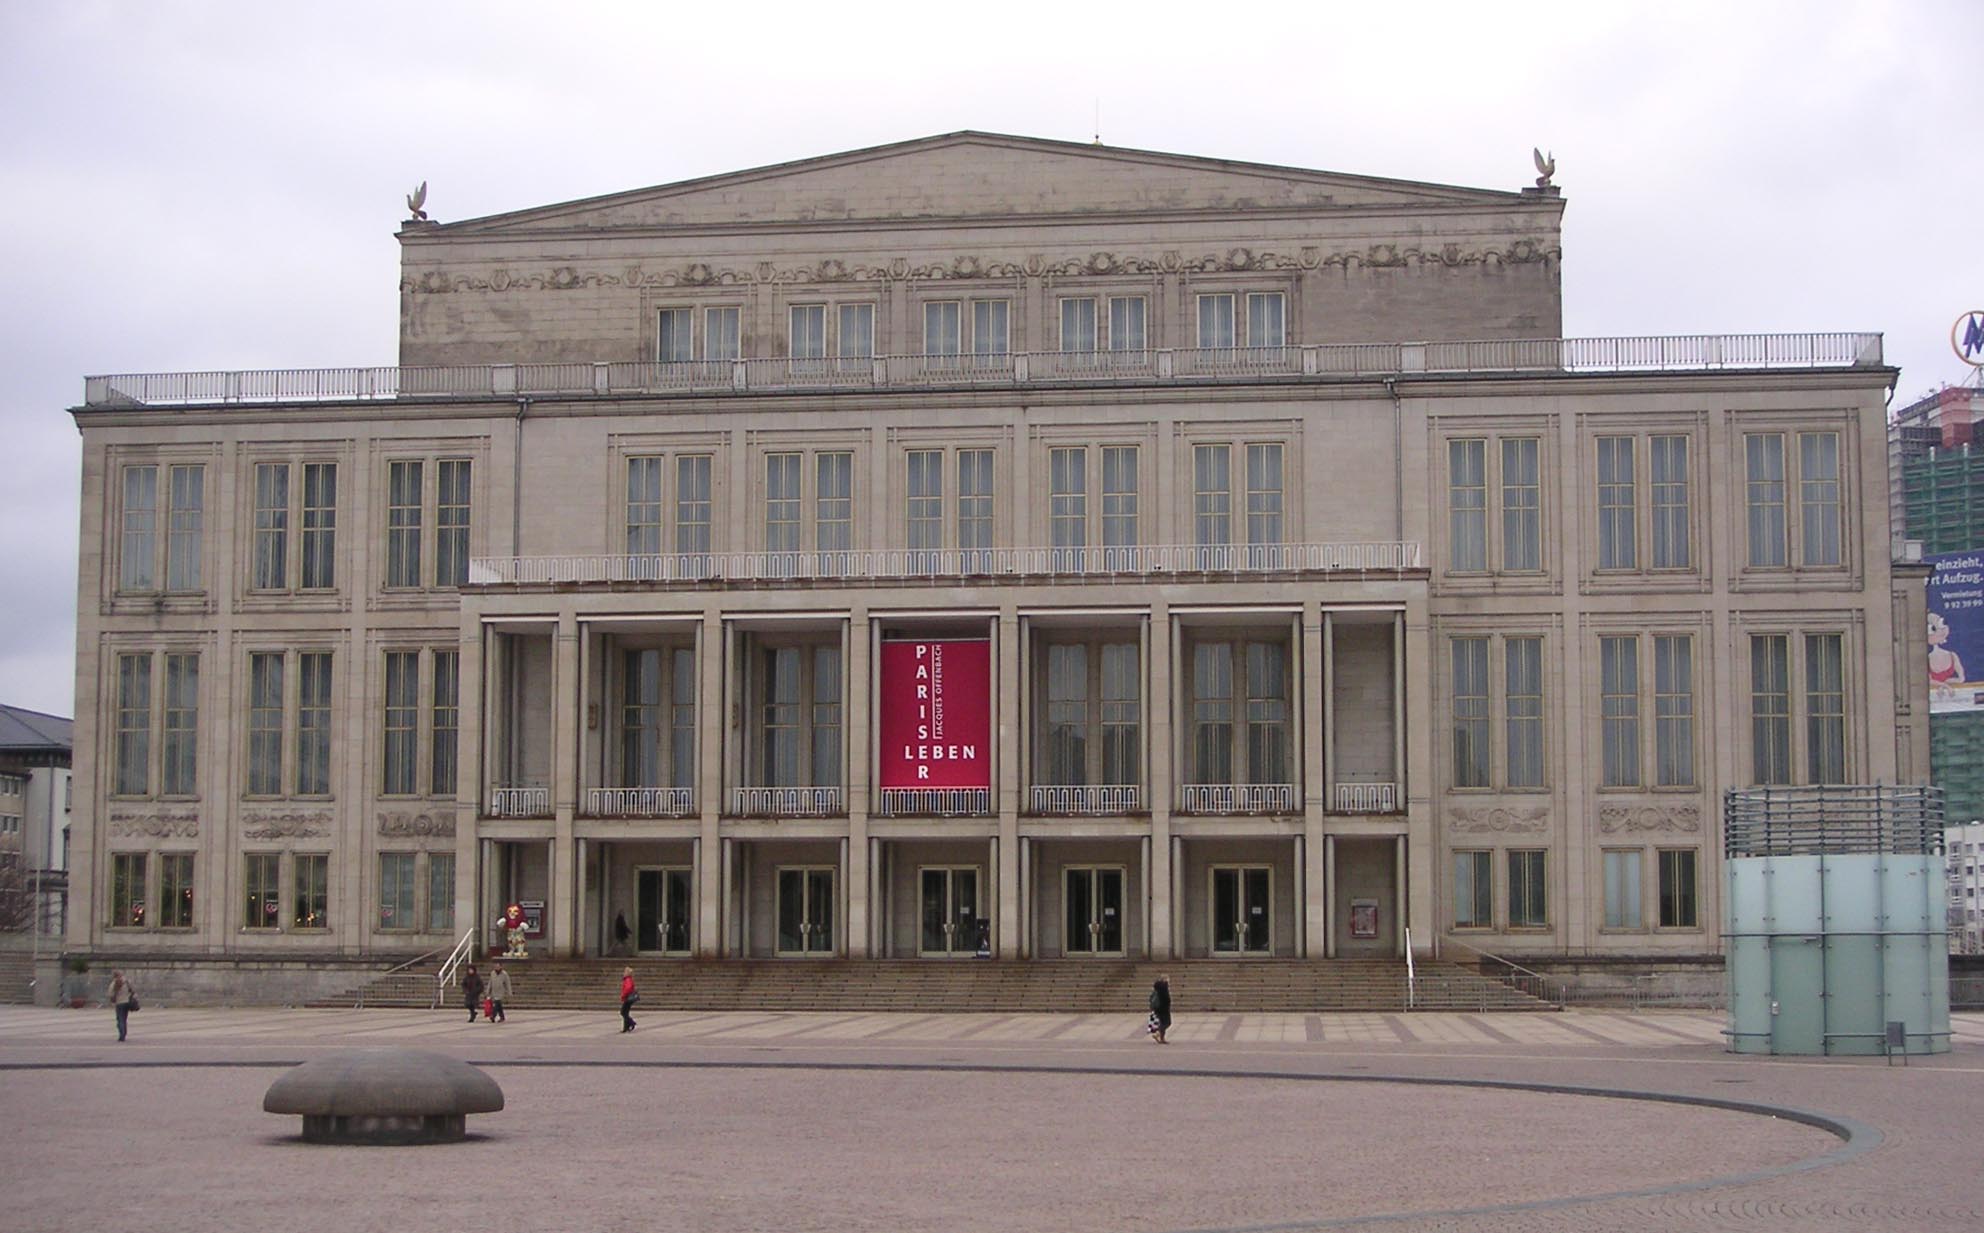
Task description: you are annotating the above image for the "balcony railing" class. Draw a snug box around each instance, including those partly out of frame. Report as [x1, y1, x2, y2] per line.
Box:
[1333, 781, 1400, 814]
[469, 540, 1421, 587]
[488, 785, 550, 818]
[729, 786, 845, 817]
[1180, 783, 1298, 814]
[583, 786, 696, 818]
[81, 333, 1885, 408]
[1029, 785, 1143, 815]
[876, 787, 992, 817]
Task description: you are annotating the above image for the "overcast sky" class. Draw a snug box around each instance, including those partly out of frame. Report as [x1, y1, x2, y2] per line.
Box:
[1, 0, 1977, 719]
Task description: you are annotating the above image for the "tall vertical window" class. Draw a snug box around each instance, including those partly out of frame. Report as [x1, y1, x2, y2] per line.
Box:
[1596, 436, 1636, 570]
[1109, 296, 1147, 354]
[622, 647, 695, 790]
[1659, 849, 1699, 927]
[161, 653, 199, 796]
[244, 852, 280, 929]
[658, 308, 693, 362]
[815, 452, 853, 560]
[435, 460, 471, 587]
[1799, 431, 1842, 566]
[1188, 639, 1290, 788]
[703, 306, 740, 362]
[906, 450, 942, 566]
[379, 851, 416, 930]
[1100, 643, 1140, 786]
[1197, 294, 1236, 350]
[1061, 298, 1098, 352]
[1504, 637, 1544, 789]
[1049, 447, 1086, 564]
[1508, 850, 1547, 927]
[670, 646, 696, 790]
[837, 304, 874, 361]
[1246, 642, 1291, 786]
[165, 464, 204, 592]
[1649, 435, 1690, 568]
[111, 852, 146, 927]
[1245, 292, 1285, 348]
[971, 299, 1009, 360]
[297, 651, 332, 796]
[811, 645, 842, 788]
[1501, 438, 1541, 571]
[765, 453, 801, 556]
[1448, 439, 1487, 572]
[1194, 445, 1232, 549]
[114, 653, 152, 796]
[386, 460, 423, 587]
[427, 853, 456, 933]
[253, 463, 289, 589]
[676, 455, 712, 557]
[432, 650, 459, 796]
[756, 644, 841, 788]
[1451, 637, 1490, 788]
[120, 464, 202, 592]
[120, 465, 158, 591]
[1189, 644, 1233, 785]
[1654, 635, 1695, 787]
[1750, 634, 1792, 785]
[383, 651, 420, 796]
[293, 853, 329, 929]
[301, 462, 337, 589]
[1805, 633, 1846, 782]
[1745, 434, 1788, 567]
[1453, 850, 1492, 928]
[790, 305, 826, 361]
[1603, 850, 1642, 929]
[1599, 636, 1639, 787]
[1039, 639, 1140, 788]
[1100, 446, 1138, 550]
[1246, 443, 1283, 556]
[1045, 644, 1088, 786]
[959, 449, 993, 565]
[247, 652, 284, 796]
[159, 852, 194, 928]
[627, 457, 664, 556]
[923, 301, 961, 359]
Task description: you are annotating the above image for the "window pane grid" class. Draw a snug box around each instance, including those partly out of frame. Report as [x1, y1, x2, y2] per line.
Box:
[1750, 634, 1792, 784]
[161, 653, 198, 796]
[1194, 445, 1232, 548]
[1806, 633, 1846, 782]
[1649, 435, 1690, 568]
[435, 459, 470, 587]
[300, 462, 337, 589]
[1745, 435, 1787, 567]
[958, 450, 993, 559]
[1659, 849, 1699, 927]
[383, 651, 419, 796]
[160, 852, 194, 928]
[1100, 447, 1137, 549]
[790, 306, 826, 361]
[1653, 635, 1695, 786]
[247, 653, 283, 796]
[1604, 850, 1642, 929]
[1501, 438, 1541, 571]
[1504, 637, 1544, 788]
[386, 460, 422, 587]
[1509, 850, 1547, 927]
[1448, 440, 1486, 571]
[1454, 851, 1491, 927]
[1599, 636, 1640, 787]
[1596, 437, 1636, 570]
[626, 457, 663, 556]
[120, 465, 158, 591]
[293, 853, 328, 929]
[166, 464, 203, 591]
[676, 455, 712, 556]
[253, 462, 288, 589]
[1245, 293, 1286, 349]
[765, 454, 801, 554]
[297, 652, 332, 796]
[906, 450, 943, 561]
[432, 650, 459, 796]
[379, 852, 416, 930]
[1799, 431, 1842, 566]
[815, 452, 853, 556]
[1246, 444, 1283, 549]
[1108, 296, 1146, 352]
[244, 852, 279, 929]
[115, 653, 152, 795]
[1451, 638, 1490, 788]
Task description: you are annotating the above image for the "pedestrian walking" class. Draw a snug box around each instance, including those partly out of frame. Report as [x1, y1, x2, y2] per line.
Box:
[1147, 974, 1171, 1045]
[487, 963, 511, 1023]
[462, 963, 484, 1023]
[619, 966, 639, 1033]
[108, 970, 138, 1043]
[613, 911, 633, 957]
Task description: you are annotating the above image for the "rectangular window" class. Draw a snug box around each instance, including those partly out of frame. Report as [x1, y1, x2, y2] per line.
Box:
[247, 652, 284, 796]
[627, 457, 663, 556]
[386, 460, 422, 588]
[383, 651, 419, 796]
[1501, 438, 1541, 571]
[765, 453, 801, 556]
[703, 306, 740, 362]
[971, 299, 1009, 359]
[815, 452, 853, 558]
[670, 646, 696, 789]
[111, 851, 146, 927]
[1599, 636, 1640, 788]
[1805, 633, 1846, 783]
[1448, 440, 1487, 572]
[676, 455, 713, 557]
[757, 644, 841, 789]
[1100, 642, 1140, 786]
[379, 851, 416, 930]
[159, 852, 194, 928]
[1190, 642, 1234, 785]
[906, 450, 943, 564]
[1049, 447, 1086, 560]
[253, 462, 289, 589]
[161, 653, 198, 797]
[1750, 634, 1792, 785]
[1061, 298, 1097, 352]
[1799, 431, 1842, 566]
[790, 305, 826, 361]
[1041, 638, 1140, 788]
[1245, 292, 1285, 348]
[1504, 637, 1545, 789]
[1451, 638, 1490, 788]
[1653, 635, 1695, 787]
[837, 303, 874, 361]
[623, 648, 666, 788]
[1649, 435, 1690, 569]
[435, 459, 470, 587]
[1100, 446, 1138, 550]
[166, 464, 203, 592]
[301, 462, 337, 589]
[1508, 849, 1547, 927]
[120, 465, 158, 591]
[1045, 643, 1088, 786]
[1198, 294, 1235, 350]
[427, 853, 456, 933]
[1108, 296, 1146, 353]
[658, 308, 692, 362]
[1603, 849, 1642, 929]
[297, 651, 332, 796]
[1194, 444, 1232, 549]
[958, 449, 993, 564]
[1745, 434, 1787, 567]
[432, 650, 459, 797]
[811, 644, 842, 787]
[1245, 641, 1290, 785]
[1246, 443, 1283, 552]
[1453, 850, 1492, 928]
[923, 301, 961, 358]
[1658, 849, 1698, 928]
[293, 853, 329, 930]
[1596, 437, 1636, 570]
[114, 653, 152, 796]
[244, 851, 280, 930]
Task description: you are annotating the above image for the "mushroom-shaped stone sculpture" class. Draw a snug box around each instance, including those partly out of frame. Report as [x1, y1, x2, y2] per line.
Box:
[263, 1048, 503, 1144]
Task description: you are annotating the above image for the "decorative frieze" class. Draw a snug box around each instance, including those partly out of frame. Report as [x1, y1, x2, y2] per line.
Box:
[1598, 802, 1703, 835]
[1448, 804, 1551, 834]
[241, 810, 333, 840]
[107, 810, 200, 839]
[378, 811, 457, 838]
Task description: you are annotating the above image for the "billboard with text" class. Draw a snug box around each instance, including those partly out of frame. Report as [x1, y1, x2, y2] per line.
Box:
[1929, 551, 1984, 714]
[877, 640, 992, 788]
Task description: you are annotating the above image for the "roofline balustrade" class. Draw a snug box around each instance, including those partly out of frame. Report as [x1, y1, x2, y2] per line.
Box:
[81, 333, 1886, 408]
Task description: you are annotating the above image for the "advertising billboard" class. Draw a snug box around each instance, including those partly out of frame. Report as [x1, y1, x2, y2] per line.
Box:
[1929, 551, 1984, 714]
[878, 640, 992, 789]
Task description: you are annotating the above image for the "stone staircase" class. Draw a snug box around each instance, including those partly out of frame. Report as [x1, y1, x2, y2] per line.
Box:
[319, 957, 1555, 1014]
[0, 951, 36, 1004]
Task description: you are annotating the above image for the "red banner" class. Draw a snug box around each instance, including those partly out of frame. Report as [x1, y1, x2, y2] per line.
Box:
[878, 640, 992, 789]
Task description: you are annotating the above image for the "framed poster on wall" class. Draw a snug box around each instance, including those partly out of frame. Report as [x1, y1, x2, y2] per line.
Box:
[1350, 899, 1379, 940]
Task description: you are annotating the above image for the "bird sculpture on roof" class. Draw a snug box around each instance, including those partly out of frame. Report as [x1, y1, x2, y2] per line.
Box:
[1532, 148, 1556, 189]
[406, 181, 429, 222]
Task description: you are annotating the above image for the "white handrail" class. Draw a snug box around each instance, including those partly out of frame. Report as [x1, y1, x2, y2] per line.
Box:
[434, 926, 476, 1009]
[1403, 926, 1416, 1011]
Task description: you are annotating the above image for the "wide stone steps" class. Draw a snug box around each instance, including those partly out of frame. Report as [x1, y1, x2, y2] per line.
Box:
[320, 958, 1554, 1014]
[0, 952, 36, 1004]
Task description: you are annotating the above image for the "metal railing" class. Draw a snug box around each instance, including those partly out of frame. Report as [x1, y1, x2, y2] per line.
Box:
[81, 333, 1885, 408]
[487, 785, 550, 818]
[352, 945, 447, 1009]
[1723, 784, 1945, 857]
[434, 927, 477, 1009]
[1439, 934, 1567, 1009]
[1179, 783, 1297, 814]
[582, 786, 696, 818]
[729, 786, 844, 817]
[1403, 926, 1416, 1010]
[469, 540, 1422, 587]
[1028, 784, 1143, 815]
[875, 788, 991, 817]
[1332, 781, 1400, 813]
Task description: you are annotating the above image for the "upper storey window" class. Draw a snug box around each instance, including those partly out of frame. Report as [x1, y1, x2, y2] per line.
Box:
[1059, 296, 1148, 356]
[1594, 434, 1693, 574]
[789, 303, 875, 371]
[923, 299, 1009, 368]
[658, 306, 741, 364]
[1196, 293, 1285, 351]
[384, 458, 472, 589]
[1448, 438, 1543, 574]
[119, 463, 204, 593]
[251, 461, 338, 591]
[1744, 431, 1843, 570]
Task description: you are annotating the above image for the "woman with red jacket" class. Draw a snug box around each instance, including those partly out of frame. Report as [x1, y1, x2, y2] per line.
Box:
[619, 966, 638, 1033]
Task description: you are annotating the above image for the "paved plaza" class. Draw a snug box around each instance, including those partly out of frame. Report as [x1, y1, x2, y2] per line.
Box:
[2, 1006, 1981, 1232]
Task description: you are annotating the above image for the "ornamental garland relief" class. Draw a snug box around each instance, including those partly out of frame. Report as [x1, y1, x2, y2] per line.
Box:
[241, 811, 333, 840]
[1447, 805, 1551, 834]
[107, 811, 200, 839]
[399, 241, 1561, 296]
[1597, 803, 1703, 834]
[378, 811, 457, 838]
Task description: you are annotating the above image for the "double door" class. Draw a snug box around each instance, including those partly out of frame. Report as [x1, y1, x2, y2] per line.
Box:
[1064, 866, 1125, 955]
[636, 866, 692, 955]
[920, 867, 982, 956]
[777, 867, 836, 955]
[1211, 865, 1272, 954]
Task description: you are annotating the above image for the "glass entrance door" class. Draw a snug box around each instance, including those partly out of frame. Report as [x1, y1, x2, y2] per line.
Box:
[1212, 865, 1272, 954]
[636, 866, 693, 954]
[1064, 866, 1125, 955]
[919, 867, 982, 957]
[776, 867, 835, 955]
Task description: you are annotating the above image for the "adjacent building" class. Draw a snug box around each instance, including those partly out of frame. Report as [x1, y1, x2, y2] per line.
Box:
[0, 704, 73, 939]
[68, 133, 1926, 980]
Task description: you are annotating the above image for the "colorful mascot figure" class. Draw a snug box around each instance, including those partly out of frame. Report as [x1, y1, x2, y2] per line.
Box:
[499, 902, 529, 958]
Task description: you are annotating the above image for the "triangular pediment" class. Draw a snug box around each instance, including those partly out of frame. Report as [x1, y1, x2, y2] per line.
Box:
[427, 133, 1530, 234]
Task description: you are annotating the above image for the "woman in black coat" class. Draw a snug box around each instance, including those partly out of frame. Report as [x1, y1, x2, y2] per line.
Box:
[462, 964, 484, 1023]
[1147, 975, 1171, 1044]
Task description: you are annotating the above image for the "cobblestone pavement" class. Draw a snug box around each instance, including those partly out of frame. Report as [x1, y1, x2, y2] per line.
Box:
[2, 1007, 1981, 1232]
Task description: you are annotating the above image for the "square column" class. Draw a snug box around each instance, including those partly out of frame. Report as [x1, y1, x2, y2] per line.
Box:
[551, 611, 580, 956]
[697, 613, 724, 956]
